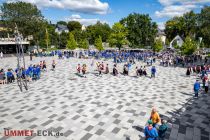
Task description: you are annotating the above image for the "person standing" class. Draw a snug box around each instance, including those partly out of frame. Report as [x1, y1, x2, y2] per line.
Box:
[194, 80, 200, 98]
[82, 64, 87, 78]
[29, 52, 33, 61]
[0, 52, 3, 59]
[151, 66, 156, 78]
[205, 78, 209, 94]
[105, 64, 109, 74]
[52, 60, 56, 71]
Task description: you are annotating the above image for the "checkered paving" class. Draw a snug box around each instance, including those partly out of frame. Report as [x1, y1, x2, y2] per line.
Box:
[0, 56, 209, 140]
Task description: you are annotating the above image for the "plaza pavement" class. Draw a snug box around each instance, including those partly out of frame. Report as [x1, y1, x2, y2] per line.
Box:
[0, 56, 210, 140]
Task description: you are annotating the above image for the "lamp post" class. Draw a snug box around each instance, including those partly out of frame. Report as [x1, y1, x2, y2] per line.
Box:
[58, 31, 61, 49]
[199, 37, 203, 55]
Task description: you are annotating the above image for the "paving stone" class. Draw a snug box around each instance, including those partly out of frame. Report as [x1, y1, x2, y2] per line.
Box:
[41, 120, 54, 126]
[80, 133, 92, 140]
[0, 57, 209, 140]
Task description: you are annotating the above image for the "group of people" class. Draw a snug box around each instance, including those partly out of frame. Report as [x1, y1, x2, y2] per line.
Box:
[76, 64, 87, 77]
[0, 60, 57, 85]
[144, 108, 168, 140]
[193, 64, 210, 97]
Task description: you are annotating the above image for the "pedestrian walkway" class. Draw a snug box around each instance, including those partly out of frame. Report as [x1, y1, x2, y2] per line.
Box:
[0, 56, 209, 140]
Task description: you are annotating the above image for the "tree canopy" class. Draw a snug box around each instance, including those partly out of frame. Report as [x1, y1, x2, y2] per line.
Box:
[0, 1, 46, 45]
[165, 6, 210, 48]
[66, 32, 77, 50]
[165, 11, 197, 41]
[94, 36, 104, 51]
[153, 39, 163, 52]
[109, 22, 128, 50]
[120, 13, 157, 48]
[181, 37, 197, 55]
[67, 21, 82, 32]
[86, 21, 111, 44]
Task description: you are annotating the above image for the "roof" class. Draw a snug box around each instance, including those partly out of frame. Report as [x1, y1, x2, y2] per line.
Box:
[157, 28, 166, 36]
[56, 24, 68, 31]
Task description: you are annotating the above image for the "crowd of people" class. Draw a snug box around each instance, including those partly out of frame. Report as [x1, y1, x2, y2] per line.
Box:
[192, 64, 210, 98]
[1, 49, 210, 140]
[0, 60, 56, 85]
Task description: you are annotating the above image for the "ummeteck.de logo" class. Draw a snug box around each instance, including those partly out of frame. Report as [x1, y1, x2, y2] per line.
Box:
[2, 128, 64, 137]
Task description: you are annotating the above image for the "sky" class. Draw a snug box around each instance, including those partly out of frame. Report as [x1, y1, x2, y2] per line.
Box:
[1, 0, 210, 29]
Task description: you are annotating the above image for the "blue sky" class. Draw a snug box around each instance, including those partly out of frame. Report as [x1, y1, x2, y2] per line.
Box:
[1, 0, 210, 29]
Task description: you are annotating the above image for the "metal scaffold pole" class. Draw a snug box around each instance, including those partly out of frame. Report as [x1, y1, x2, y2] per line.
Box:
[15, 24, 28, 92]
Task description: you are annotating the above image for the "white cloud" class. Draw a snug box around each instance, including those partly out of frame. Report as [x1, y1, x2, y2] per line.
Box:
[6, 0, 109, 14]
[158, 0, 210, 6]
[156, 0, 210, 18]
[65, 14, 107, 26]
[155, 4, 196, 18]
[157, 22, 165, 30]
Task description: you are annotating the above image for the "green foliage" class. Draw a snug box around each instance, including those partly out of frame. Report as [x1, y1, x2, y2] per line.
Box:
[165, 7, 210, 48]
[120, 13, 157, 48]
[57, 21, 67, 26]
[0, 1, 46, 45]
[72, 30, 87, 42]
[181, 37, 197, 55]
[153, 39, 163, 52]
[57, 32, 67, 49]
[45, 29, 50, 49]
[94, 36, 104, 51]
[66, 32, 77, 50]
[165, 11, 197, 41]
[78, 39, 89, 49]
[86, 21, 111, 44]
[198, 6, 210, 48]
[109, 22, 128, 50]
[67, 21, 82, 32]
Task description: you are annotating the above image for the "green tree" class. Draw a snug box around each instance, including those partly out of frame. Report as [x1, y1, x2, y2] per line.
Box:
[67, 21, 82, 32]
[47, 24, 59, 48]
[94, 36, 104, 51]
[78, 39, 89, 49]
[57, 21, 67, 26]
[153, 39, 163, 52]
[165, 17, 185, 41]
[120, 13, 157, 48]
[165, 11, 197, 41]
[109, 22, 128, 50]
[66, 32, 77, 50]
[181, 37, 197, 55]
[45, 29, 50, 50]
[86, 21, 111, 44]
[0, 2, 46, 45]
[198, 6, 210, 48]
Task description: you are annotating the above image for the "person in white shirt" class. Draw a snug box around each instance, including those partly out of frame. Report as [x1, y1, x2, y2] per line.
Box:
[0, 52, 3, 59]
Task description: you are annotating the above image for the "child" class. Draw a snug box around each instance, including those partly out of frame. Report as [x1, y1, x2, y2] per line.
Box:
[194, 80, 200, 98]
[82, 64, 87, 77]
[143, 66, 147, 76]
[151, 66, 156, 78]
[105, 64, 109, 74]
[113, 64, 118, 76]
[52, 60, 56, 71]
[77, 64, 81, 74]
[158, 120, 168, 140]
[43, 60, 47, 71]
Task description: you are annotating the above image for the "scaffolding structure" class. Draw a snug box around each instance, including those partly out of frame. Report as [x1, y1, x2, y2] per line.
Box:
[15, 25, 28, 92]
